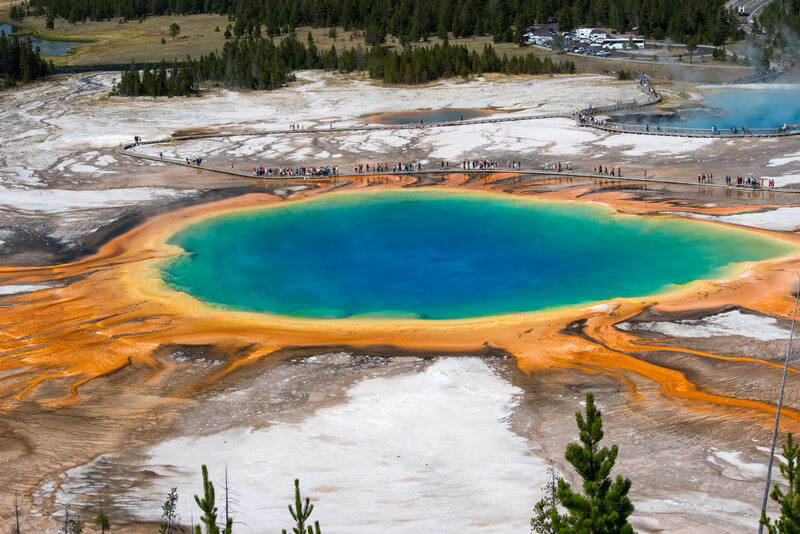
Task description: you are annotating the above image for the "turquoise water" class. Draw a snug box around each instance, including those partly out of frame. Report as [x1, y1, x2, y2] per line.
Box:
[371, 108, 490, 125]
[619, 86, 800, 130]
[0, 23, 81, 56]
[162, 190, 793, 320]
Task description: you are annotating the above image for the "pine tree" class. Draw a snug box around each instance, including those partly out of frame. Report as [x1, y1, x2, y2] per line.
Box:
[686, 39, 698, 63]
[554, 392, 634, 534]
[68, 518, 85, 534]
[194, 465, 232, 534]
[94, 511, 110, 533]
[761, 433, 800, 533]
[160, 487, 181, 534]
[531, 467, 560, 534]
[9, 4, 24, 22]
[282, 479, 321, 534]
[94, 493, 110, 533]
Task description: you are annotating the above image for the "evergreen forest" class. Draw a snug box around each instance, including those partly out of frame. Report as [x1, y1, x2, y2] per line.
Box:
[112, 36, 576, 96]
[759, 0, 800, 50]
[0, 31, 53, 87]
[19, 0, 742, 46]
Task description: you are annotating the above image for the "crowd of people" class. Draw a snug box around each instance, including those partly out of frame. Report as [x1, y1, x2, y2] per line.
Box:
[253, 165, 339, 177]
[155, 147, 781, 193]
[593, 165, 623, 177]
[723, 175, 776, 188]
[639, 74, 656, 99]
[713, 125, 797, 135]
[575, 74, 657, 129]
[717, 126, 752, 134]
[696, 172, 777, 188]
[349, 160, 531, 173]
[541, 161, 573, 172]
[168, 153, 626, 179]
[461, 159, 501, 170]
[575, 113, 610, 127]
[352, 162, 422, 173]
[436, 160, 525, 170]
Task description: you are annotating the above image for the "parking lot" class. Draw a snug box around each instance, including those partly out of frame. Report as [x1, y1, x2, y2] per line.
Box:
[523, 25, 715, 61]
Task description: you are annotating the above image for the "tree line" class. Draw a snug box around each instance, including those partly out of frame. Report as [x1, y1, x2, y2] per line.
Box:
[17, 0, 746, 45]
[112, 35, 575, 96]
[46, 468, 322, 534]
[759, 0, 800, 53]
[112, 59, 199, 97]
[0, 31, 53, 87]
[366, 42, 576, 84]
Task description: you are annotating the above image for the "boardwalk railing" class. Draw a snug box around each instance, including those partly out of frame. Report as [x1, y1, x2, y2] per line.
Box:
[577, 79, 800, 138]
[726, 65, 795, 85]
[116, 76, 800, 188]
[577, 93, 661, 117]
[579, 121, 800, 137]
[116, 142, 800, 193]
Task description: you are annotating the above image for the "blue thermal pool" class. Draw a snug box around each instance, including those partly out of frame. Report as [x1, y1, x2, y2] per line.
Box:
[616, 85, 800, 130]
[368, 107, 493, 125]
[162, 190, 794, 320]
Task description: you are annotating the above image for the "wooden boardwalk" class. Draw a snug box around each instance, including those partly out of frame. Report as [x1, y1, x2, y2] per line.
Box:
[116, 88, 800, 194]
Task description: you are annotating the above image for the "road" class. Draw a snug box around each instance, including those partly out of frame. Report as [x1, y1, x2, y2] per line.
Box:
[726, 0, 776, 25]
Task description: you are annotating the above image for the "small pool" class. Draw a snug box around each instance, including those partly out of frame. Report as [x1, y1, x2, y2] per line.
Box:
[0, 23, 82, 56]
[614, 85, 800, 130]
[367, 107, 496, 125]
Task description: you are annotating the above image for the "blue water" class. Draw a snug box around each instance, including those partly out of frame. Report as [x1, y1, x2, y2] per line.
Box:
[162, 190, 794, 320]
[622, 86, 800, 130]
[0, 23, 81, 56]
[371, 108, 490, 125]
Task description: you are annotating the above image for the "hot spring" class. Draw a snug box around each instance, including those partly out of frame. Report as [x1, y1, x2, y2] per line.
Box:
[614, 85, 800, 130]
[367, 108, 495, 125]
[162, 190, 794, 320]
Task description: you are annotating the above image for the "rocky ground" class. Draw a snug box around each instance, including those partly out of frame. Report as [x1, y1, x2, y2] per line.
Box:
[2, 71, 800, 533]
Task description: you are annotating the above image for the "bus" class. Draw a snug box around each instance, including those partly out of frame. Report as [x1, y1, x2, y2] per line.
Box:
[600, 38, 645, 50]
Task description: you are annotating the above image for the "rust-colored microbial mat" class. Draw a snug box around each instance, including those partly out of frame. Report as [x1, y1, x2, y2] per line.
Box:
[2, 174, 800, 431]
